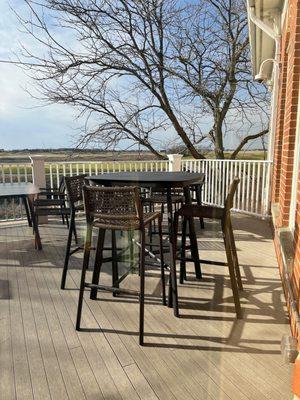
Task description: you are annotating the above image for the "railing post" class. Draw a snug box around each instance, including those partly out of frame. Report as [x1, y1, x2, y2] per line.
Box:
[167, 154, 183, 172]
[30, 155, 48, 224]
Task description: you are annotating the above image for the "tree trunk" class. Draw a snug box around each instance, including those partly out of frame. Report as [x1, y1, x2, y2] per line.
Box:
[214, 124, 225, 159]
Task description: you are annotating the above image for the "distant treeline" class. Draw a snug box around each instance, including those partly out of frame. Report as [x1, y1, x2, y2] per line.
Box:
[0, 148, 153, 153]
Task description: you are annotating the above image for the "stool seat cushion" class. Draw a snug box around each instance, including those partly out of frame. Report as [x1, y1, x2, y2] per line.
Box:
[178, 204, 225, 220]
[143, 195, 184, 204]
[93, 211, 161, 230]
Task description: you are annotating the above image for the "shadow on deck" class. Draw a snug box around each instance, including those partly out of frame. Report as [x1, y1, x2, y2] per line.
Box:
[0, 213, 292, 400]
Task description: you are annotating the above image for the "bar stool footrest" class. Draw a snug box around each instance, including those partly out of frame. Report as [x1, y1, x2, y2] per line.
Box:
[85, 283, 139, 296]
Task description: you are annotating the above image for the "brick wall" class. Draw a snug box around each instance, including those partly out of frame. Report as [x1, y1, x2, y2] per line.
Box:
[271, 3, 300, 395]
[272, 34, 288, 204]
[276, 1, 300, 227]
[266, 1, 300, 395]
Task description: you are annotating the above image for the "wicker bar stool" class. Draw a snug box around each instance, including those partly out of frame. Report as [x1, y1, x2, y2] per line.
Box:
[174, 178, 243, 319]
[60, 174, 87, 290]
[76, 186, 166, 345]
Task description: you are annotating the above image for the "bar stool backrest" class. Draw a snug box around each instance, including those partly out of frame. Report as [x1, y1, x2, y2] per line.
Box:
[64, 175, 87, 208]
[224, 177, 240, 212]
[83, 185, 143, 224]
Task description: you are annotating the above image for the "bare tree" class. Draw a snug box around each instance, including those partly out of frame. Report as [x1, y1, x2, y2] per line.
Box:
[15, 0, 268, 159]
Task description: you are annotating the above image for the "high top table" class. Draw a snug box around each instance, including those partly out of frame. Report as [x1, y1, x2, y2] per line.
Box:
[87, 171, 205, 317]
[0, 183, 42, 250]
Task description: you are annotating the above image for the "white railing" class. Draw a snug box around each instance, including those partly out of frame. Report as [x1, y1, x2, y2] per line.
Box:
[0, 156, 272, 220]
[0, 162, 33, 184]
[45, 160, 169, 188]
[0, 162, 33, 220]
[181, 159, 272, 217]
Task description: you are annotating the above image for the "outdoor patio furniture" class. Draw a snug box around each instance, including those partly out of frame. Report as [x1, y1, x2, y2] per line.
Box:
[174, 177, 243, 319]
[86, 171, 205, 317]
[33, 177, 70, 226]
[60, 174, 87, 289]
[76, 185, 166, 345]
[190, 175, 206, 229]
[142, 188, 184, 246]
[0, 182, 42, 249]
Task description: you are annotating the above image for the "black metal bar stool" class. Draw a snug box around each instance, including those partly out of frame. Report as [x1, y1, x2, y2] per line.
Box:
[60, 174, 87, 289]
[76, 185, 166, 345]
[190, 175, 206, 229]
[174, 178, 243, 319]
[33, 177, 70, 228]
[142, 188, 184, 242]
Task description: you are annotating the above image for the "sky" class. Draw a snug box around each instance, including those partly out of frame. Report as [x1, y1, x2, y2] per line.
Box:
[0, 1, 267, 152]
[0, 0, 81, 150]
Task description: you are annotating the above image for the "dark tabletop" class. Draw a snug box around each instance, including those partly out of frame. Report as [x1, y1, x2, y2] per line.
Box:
[0, 183, 40, 198]
[87, 171, 205, 188]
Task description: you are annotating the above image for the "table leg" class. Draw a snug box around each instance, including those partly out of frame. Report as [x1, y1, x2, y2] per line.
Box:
[27, 195, 42, 250]
[183, 186, 201, 279]
[166, 188, 179, 317]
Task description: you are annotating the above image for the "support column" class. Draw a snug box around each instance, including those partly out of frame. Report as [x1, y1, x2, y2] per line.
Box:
[30, 155, 48, 223]
[167, 154, 183, 172]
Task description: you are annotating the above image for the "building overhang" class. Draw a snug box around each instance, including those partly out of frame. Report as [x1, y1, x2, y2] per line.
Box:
[246, 0, 286, 81]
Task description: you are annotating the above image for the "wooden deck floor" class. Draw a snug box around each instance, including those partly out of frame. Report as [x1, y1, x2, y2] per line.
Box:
[0, 214, 292, 400]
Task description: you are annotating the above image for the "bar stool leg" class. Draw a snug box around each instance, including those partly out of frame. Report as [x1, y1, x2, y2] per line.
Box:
[76, 223, 93, 330]
[22, 196, 32, 227]
[195, 185, 205, 229]
[174, 211, 185, 284]
[221, 221, 242, 319]
[166, 188, 179, 316]
[61, 209, 75, 289]
[227, 218, 243, 291]
[73, 219, 79, 245]
[149, 204, 154, 252]
[180, 217, 187, 284]
[183, 187, 202, 280]
[158, 215, 166, 305]
[90, 228, 106, 300]
[112, 230, 119, 297]
[139, 227, 146, 345]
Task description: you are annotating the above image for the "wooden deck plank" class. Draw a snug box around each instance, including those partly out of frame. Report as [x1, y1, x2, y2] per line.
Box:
[18, 224, 70, 400]
[43, 239, 123, 400]
[0, 214, 293, 400]
[7, 228, 34, 400]
[14, 224, 52, 400]
[0, 226, 16, 400]
[29, 258, 87, 399]
[123, 363, 159, 400]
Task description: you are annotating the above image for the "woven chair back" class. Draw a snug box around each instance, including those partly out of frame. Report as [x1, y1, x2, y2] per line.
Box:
[83, 186, 142, 223]
[64, 175, 87, 207]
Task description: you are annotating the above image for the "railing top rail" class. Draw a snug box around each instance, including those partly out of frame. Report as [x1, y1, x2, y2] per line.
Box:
[45, 159, 168, 165]
[181, 159, 273, 163]
[0, 162, 32, 165]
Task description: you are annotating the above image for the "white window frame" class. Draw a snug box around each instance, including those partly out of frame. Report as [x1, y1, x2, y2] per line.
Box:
[289, 82, 300, 232]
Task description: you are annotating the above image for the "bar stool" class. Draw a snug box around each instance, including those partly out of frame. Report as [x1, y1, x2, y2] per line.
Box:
[174, 178, 243, 319]
[76, 186, 166, 345]
[33, 177, 69, 227]
[190, 175, 205, 229]
[60, 174, 87, 289]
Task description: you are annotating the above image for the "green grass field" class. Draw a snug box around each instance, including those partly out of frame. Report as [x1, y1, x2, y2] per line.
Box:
[0, 149, 267, 163]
